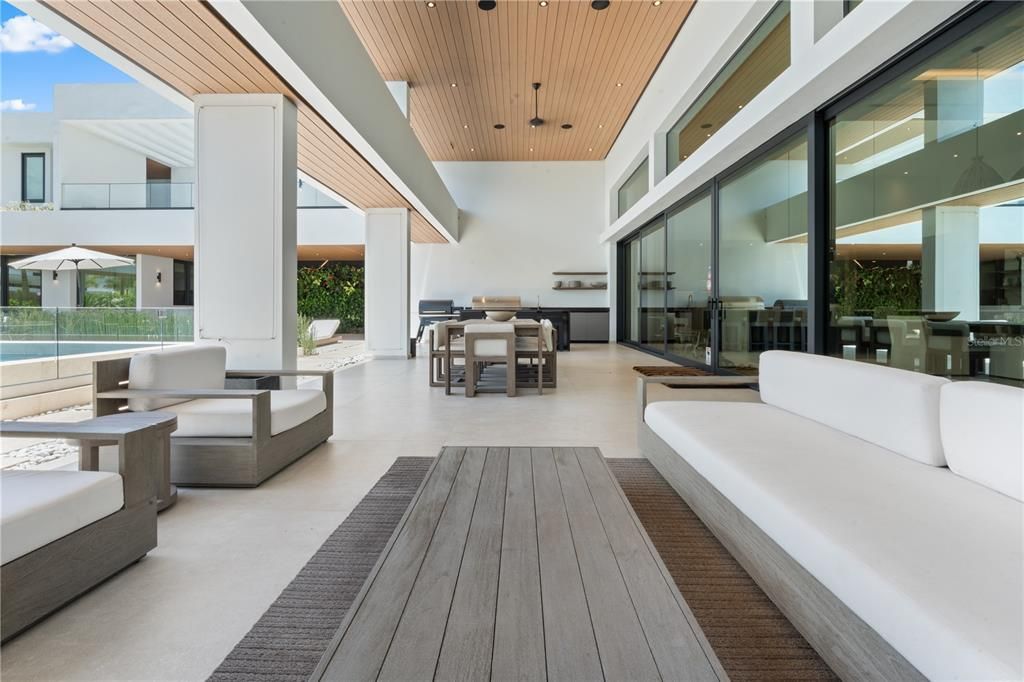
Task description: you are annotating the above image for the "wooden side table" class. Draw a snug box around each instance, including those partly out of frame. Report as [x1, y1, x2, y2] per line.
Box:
[76, 412, 179, 512]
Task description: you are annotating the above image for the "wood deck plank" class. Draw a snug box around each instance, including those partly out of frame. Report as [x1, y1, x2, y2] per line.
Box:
[318, 447, 466, 681]
[552, 447, 661, 682]
[378, 448, 487, 681]
[434, 447, 509, 682]
[575, 447, 723, 681]
[532, 447, 604, 681]
[491, 447, 547, 681]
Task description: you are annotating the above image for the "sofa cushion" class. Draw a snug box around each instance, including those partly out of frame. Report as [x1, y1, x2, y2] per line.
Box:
[759, 351, 949, 466]
[129, 345, 227, 412]
[466, 323, 513, 358]
[941, 382, 1024, 502]
[164, 389, 326, 438]
[645, 400, 1023, 681]
[1, 470, 124, 565]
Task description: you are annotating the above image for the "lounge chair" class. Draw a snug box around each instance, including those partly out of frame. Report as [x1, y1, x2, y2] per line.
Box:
[93, 345, 333, 487]
[308, 319, 341, 346]
[0, 413, 174, 641]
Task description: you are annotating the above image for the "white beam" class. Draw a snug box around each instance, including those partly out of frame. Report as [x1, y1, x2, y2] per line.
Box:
[211, 0, 459, 243]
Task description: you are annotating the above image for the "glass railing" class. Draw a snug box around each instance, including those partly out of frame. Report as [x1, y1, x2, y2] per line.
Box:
[0, 306, 194, 387]
[61, 183, 194, 209]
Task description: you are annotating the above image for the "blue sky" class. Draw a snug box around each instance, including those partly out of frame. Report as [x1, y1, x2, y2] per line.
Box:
[1, 1, 133, 111]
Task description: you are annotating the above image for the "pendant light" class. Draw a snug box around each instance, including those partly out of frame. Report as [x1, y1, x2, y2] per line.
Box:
[529, 82, 544, 128]
[953, 46, 1003, 196]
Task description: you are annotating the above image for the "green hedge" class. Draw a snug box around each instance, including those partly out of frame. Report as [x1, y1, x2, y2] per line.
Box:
[297, 264, 364, 333]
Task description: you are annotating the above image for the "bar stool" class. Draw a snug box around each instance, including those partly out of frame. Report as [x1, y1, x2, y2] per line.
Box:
[464, 323, 516, 397]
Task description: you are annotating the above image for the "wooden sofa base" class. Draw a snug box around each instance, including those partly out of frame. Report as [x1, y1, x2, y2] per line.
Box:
[1, 503, 157, 642]
[171, 409, 333, 487]
[639, 423, 926, 682]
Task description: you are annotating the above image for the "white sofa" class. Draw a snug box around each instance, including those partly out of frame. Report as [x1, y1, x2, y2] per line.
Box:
[93, 345, 333, 487]
[639, 351, 1023, 681]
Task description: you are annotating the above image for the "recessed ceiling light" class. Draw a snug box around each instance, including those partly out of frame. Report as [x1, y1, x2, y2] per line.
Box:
[561, 123, 573, 129]
[903, 171, 909, 175]
[494, 123, 505, 129]
[616, 82, 623, 87]
[539, 0, 548, 6]
[737, 104, 743, 109]
[953, 153, 959, 158]
[705, 133, 711, 138]
[530, 147, 534, 152]
[463, 124, 469, 129]
[478, 0, 496, 9]
[470, 147, 475, 151]
[652, 0, 662, 5]
[426, 1, 436, 6]
[598, 124, 603, 129]
[588, 147, 593, 151]
[591, 0, 609, 9]
[450, 82, 457, 87]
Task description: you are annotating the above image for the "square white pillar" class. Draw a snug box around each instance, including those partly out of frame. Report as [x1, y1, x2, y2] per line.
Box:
[41, 270, 76, 309]
[365, 208, 410, 358]
[135, 253, 174, 309]
[922, 205, 980, 321]
[195, 94, 297, 370]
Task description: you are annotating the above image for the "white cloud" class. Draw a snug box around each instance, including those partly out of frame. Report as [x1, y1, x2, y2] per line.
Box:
[0, 99, 37, 111]
[0, 14, 73, 53]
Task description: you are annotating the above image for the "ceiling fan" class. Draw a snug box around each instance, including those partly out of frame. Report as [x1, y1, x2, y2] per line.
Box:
[529, 82, 544, 128]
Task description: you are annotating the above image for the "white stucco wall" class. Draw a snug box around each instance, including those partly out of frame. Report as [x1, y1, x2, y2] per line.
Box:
[411, 161, 607, 315]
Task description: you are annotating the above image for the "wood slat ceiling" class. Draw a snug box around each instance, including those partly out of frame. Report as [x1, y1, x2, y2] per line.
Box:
[41, 0, 447, 243]
[341, 0, 695, 161]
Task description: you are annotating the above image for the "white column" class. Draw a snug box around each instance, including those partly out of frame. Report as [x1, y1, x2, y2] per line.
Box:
[365, 208, 410, 358]
[135, 254, 174, 309]
[791, 0, 845, 62]
[41, 271, 76, 308]
[922, 206, 980, 321]
[195, 93, 297, 370]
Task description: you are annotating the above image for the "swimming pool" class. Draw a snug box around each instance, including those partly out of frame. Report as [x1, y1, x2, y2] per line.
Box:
[0, 341, 164, 363]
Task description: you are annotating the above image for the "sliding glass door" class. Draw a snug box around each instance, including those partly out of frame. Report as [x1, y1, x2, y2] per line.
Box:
[666, 192, 713, 365]
[639, 219, 667, 353]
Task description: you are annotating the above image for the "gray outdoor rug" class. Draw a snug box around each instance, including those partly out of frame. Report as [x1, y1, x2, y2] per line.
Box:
[211, 455, 833, 681]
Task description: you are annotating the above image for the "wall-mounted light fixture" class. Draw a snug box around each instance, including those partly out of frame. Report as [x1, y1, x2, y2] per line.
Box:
[52, 271, 59, 282]
[156, 271, 162, 284]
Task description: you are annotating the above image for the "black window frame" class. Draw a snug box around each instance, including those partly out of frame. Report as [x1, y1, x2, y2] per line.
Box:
[20, 152, 46, 204]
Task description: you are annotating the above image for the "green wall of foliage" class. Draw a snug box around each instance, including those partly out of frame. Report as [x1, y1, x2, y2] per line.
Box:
[832, 262, 922, 317]
[297, 264, 364, 332]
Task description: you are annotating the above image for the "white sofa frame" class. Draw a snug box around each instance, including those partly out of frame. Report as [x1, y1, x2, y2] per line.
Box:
[0, 413, 171, 642]
[637, 375, 925, 681]
[93, 358, 333, 487]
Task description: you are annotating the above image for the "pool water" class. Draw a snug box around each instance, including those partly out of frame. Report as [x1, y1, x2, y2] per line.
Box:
[0, 341, 162, 363]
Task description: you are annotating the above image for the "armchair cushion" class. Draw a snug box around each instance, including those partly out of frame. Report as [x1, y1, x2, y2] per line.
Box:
[466, 323, 513, 358]
[1, 470, 123, 564]
[164, 389, 326, 438]
[129, 345, 227, 412]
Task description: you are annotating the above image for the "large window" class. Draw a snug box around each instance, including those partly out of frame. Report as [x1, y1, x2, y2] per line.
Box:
[618, 157, 650, 218]
[79, 266, 136, 308]
[666, 1, 790, 175]
[720, 133, 809, 373]
[21, 153, 45, 203]
[666, 192, 712, 364]
[827, 3, 1024, 381]
[3, 257, 42, 307]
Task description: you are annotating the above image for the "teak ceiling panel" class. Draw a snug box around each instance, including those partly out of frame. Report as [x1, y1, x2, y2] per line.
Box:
[341, 0, 694, 161]
[41, 0, 446, 243]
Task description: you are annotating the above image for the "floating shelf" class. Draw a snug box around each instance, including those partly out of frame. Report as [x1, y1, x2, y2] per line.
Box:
[552, 271, 607, 276]
[553, 285, 608, 290]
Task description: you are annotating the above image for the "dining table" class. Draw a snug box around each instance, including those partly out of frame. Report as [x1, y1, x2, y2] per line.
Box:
[444, 318, 546, 396]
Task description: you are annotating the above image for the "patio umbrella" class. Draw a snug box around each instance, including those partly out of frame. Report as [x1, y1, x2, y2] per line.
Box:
[8, 244, 134, 271]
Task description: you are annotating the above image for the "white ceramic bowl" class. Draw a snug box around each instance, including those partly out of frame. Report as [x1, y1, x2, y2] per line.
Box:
[485, 310, 516, 322]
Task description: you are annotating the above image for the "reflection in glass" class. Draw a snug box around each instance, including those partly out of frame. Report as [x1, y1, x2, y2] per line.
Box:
[78, 266, 137, 308]
[719, 133, 809, 373]
[640, 221, 666, 352]
[6, 266, 42, 306]
[666, 2, 790, 175]
[625, 239, 641, 344]
[618, 158, 650, 218]
[666, 193, 713, 364]
[828, 4, 1024, 381]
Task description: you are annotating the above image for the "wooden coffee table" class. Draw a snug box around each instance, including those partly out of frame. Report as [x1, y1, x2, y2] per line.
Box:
[312, 446, 724, 681]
